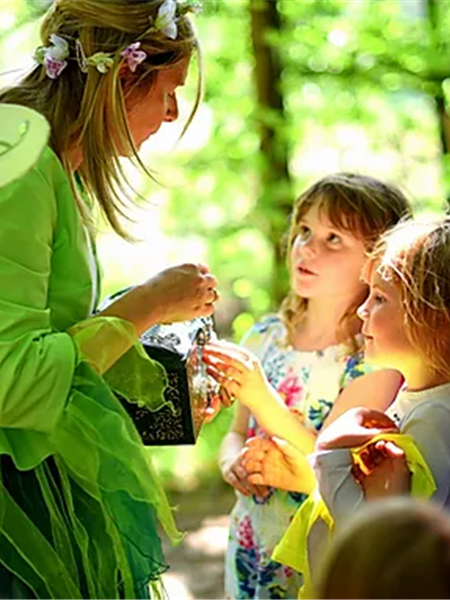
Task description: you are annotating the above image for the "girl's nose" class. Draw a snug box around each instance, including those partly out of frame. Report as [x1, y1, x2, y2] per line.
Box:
[301, 237, 318, 258]
[165, 93, 179, 122]
[357, 299, 369, 321]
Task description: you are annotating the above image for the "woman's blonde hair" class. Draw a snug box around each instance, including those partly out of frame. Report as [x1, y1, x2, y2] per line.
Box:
[0, 0, 201, 239]
[367, 217, 450, 379]
[317, 499, 450, 599]
[280, 173, 412, 350]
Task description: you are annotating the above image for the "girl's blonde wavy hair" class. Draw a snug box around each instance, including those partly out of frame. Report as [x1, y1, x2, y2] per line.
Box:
[0, 0, 201, 239]
[367, 217, 450, 379]
[280, 173, 412, 351]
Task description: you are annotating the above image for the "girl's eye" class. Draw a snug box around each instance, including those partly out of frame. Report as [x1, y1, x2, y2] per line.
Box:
[297, 225, 311, 242]
[327, 233, 342, 245]
[374, 294, 386, 304]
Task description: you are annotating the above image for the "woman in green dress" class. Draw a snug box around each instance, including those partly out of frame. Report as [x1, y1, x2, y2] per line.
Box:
[0, 1, 218, 597]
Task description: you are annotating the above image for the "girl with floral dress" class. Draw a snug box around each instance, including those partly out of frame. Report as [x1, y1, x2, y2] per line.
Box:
[203, 174, 411, 599]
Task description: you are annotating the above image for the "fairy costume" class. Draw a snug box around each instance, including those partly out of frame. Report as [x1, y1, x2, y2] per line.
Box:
[225, 315, 369, 600]
[0, 112, 180, 599]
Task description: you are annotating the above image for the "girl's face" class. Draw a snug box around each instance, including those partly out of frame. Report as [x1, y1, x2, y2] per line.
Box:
[291, 203, 367, 303]
[124, 57, 190, 149]
[357, 264, 415, 372]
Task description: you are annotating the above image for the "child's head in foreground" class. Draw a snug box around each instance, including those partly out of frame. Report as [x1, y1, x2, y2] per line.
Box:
[317, 498, 450, 599]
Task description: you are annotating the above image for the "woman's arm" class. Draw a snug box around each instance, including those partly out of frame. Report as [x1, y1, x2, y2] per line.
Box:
[72, 264, 219, 375]
[0, 153, 76, 432]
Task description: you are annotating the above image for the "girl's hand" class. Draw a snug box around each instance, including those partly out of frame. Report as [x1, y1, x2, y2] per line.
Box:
[242, 436, 309, 493]
[354, 440, 411, 499]
[316, 407, 399, 452]
[202, 341, 276, 410]
[220, 448, 270, 499]
[143, 263, 219, 324]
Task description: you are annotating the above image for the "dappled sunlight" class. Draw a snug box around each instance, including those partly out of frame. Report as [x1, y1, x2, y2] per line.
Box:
[184, 515, 229, 556]
[163, 573, 194, 600]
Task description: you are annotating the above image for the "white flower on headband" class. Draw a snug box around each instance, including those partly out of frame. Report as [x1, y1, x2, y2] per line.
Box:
[35, 34, 70, 79]
[154, 0, 178, 40]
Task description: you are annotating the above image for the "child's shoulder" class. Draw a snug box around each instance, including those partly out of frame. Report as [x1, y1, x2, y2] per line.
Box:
[252, 313, 284, 335]
[240, 313, 286, 354]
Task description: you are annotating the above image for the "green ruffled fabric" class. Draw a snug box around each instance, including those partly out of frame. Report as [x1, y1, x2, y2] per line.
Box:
[0, 318, 183, 598]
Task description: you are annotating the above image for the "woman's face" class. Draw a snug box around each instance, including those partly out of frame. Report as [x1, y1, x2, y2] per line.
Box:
[124, 57, 190, 149]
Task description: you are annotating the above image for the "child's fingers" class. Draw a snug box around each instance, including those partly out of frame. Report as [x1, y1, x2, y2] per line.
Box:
[359, 409, 397, 430]
[242, 458, 263, 474]
[248, 473, 265, 486]
[225, 471, 252, 496]
[375, 439, 405, 458]
[203, 354, 245, 379]
[242, 447, 267, 463]
[205, 365, 240, 398]
[245, 436, 272, 451]
[203, 395, 221, 422]
[204, 343, 252, 367]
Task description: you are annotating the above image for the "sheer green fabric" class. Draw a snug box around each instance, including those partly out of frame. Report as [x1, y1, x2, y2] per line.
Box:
[0, 141, 182, 598]
[70, 315, 169, 412]
[0, 354, 182, 598]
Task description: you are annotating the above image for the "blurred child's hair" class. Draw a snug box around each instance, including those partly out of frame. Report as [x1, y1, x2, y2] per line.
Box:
[0, 0, 201, 239]
[367, 217, 450, 379]
[280, 173, 412, 350]
[316, 499, 450, 599]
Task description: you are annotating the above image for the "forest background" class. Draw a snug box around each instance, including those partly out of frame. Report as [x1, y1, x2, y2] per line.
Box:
[1, 0, 449, 492]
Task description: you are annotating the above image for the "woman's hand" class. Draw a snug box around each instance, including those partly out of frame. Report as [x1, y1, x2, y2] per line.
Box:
[143, 263, 219, 324]
[242, 436, 313, 493]
[316, 407, 399, 453]
[202, 341, 275, 411]
[220, 447, 270, 499]
[353, 439, 411, 500]
[100, 263, 219, 336]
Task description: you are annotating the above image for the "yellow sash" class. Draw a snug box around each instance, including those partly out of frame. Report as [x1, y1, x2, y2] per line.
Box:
[272, 433, 437, 599]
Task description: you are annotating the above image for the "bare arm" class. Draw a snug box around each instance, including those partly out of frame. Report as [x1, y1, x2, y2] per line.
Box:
[204, 342, 317, 454]
[219, 402, 268, 497]
[322, 369, 403, 429]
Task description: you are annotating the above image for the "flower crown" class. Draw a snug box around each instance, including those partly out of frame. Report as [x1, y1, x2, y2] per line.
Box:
[34, 0, 201, 80]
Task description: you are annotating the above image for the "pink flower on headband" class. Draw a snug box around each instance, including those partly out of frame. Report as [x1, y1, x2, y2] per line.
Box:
[35, 34, 69, 79]
[44, 55, 68, 79]
[120, 42, 147, 73]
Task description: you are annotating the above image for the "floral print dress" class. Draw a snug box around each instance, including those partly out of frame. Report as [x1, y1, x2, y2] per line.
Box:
[225, 315, 369, 600]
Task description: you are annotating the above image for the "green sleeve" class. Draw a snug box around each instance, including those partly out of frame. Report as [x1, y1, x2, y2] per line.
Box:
[0, 155, 76, 432]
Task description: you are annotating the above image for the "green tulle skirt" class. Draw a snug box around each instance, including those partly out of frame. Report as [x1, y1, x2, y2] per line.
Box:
[0, 360, 182, 599]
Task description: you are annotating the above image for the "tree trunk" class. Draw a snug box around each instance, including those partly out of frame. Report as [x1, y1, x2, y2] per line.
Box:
[426, 0, 450, 203]
[249, 0, 292, 307]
